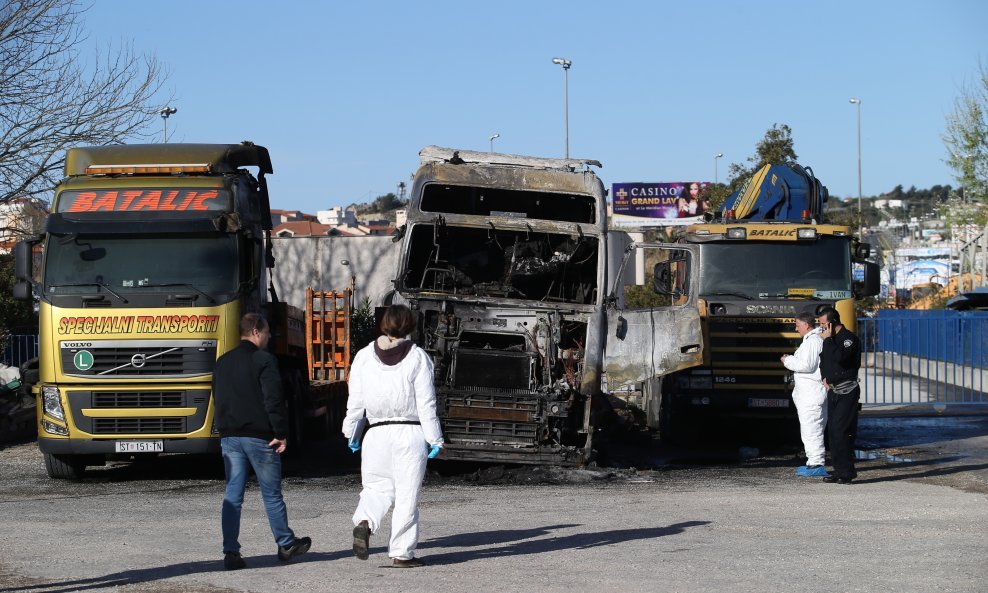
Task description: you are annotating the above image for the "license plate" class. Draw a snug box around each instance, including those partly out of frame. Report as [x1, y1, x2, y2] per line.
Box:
[748, 398, 790, 408]
[114, 440, 164, 453]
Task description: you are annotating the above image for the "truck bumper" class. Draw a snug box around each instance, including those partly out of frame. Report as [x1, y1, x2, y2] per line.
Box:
[669, 391, 797, 418]
[38, 436, 220, 455]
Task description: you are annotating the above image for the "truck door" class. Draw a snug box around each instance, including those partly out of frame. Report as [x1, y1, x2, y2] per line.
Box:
[603, 243, 703, 389]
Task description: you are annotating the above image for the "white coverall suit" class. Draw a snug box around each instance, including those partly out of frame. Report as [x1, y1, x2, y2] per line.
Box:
[342, 338, 444, 560]
[782, 327, 828, 466]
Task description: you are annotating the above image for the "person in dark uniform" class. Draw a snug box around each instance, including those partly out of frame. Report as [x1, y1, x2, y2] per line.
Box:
[817, 306, 862, 484]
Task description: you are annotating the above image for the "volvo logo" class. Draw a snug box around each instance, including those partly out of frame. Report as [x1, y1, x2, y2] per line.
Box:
[130, 353, 147, 368]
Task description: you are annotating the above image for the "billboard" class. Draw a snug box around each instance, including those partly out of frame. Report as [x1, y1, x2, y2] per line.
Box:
[611, 182, 712, 226]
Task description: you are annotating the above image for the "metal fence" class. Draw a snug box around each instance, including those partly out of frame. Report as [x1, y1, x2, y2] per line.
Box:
[0, 334, 38, 370]
[859, 310, 988, 406]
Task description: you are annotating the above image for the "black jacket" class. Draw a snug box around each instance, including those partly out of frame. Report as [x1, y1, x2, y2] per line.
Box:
[212, 340, 289, 440]
[819, 326, 862, 384]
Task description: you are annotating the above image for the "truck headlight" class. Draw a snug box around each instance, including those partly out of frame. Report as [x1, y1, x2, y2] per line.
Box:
[42, 385, 65, 421]
[42, 419, 68, 436]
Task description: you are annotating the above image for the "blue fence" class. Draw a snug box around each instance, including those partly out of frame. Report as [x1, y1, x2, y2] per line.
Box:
[1, 334, 38, 370]
[859, 311, 988, 406]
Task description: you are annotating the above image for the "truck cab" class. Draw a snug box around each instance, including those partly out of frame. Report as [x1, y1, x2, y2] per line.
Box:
[12, 143, 279, 478]
[393, 146, 704, 464]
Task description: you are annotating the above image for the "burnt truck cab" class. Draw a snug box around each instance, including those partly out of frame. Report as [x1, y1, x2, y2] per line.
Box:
[393, 146, 704, 464]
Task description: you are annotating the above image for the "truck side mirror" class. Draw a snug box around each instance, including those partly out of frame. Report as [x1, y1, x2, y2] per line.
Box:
[854, 242, 872, 260]
[13, 241, 32, 281]
[652, 262, 671, 294]
[652, 251, 691, 298]
[856, 261, 880, 298]
[12, 240, 34, 302]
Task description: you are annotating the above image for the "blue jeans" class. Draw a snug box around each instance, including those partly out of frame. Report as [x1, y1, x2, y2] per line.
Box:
[221, 436, 295, 553]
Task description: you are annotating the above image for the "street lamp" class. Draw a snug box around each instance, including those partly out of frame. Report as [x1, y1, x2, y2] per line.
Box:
[714, 153, 723, 184]
[489, 133, 500, 153]
[849, 97, 862, 236]
[159, 106, 177, 143]
[551, 57, 571, 159]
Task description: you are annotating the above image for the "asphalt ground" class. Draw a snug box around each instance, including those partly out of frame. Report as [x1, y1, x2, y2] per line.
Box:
[0, 413, 985, 593]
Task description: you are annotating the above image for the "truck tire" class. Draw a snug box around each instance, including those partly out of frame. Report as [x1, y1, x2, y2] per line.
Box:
[19, 357, 39, 386]
[44, 453, 86, 480]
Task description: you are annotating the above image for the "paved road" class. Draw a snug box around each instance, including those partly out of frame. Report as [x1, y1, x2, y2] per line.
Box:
[0, 415, 985, 593]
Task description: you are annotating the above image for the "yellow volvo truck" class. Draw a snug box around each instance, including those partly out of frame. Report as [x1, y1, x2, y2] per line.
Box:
[655, 163, 880, 438]
[12, 143, 311, 478]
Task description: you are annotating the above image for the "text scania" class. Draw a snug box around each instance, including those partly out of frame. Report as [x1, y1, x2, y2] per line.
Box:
[57, 315, 220, 335]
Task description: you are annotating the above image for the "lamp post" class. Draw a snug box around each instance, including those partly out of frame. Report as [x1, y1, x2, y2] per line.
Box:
[714, 153, 723, 184]
[489, 133, 500, 153]
[849, 97, 862, 236]
[551, 57, 571, 159]
[159, 106, 177, 143]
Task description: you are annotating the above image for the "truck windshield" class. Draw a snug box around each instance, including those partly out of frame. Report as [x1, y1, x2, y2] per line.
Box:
[44, 235, 239, 296]
[698, 237, 851, 298]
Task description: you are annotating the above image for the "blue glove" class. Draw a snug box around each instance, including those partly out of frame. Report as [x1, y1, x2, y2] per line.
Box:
[427, 444, 442, 459]
[349, 441, 360, 453]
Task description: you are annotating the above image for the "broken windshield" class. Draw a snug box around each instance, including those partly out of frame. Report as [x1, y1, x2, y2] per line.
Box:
[400, 223, 599, 304]
[420, 184, 597, 224]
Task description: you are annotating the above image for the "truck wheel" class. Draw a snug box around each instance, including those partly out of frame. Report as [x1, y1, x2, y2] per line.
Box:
[19, 358, 39, 386]
[44, 453, 86, 480]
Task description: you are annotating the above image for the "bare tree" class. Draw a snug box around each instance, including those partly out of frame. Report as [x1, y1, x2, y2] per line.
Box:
[0, 0, 169, 207]
[942, 61, 988, 204]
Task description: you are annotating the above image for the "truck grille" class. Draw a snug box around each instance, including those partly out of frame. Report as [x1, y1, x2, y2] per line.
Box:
[60, 340, 217, 378]
[705, 317, 801, 393]
[92, 391, 184, 408]
[708, 318, 801, 366]
[440, 391, 539, 446]
[443, 419, 538, 446]
[66, 389, 210, 436]
[92, 417, 185, 434]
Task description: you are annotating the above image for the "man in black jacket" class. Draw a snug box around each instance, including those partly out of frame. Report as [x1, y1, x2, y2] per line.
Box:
[213, 313, 310, 570]
[817, 306, 862, 484]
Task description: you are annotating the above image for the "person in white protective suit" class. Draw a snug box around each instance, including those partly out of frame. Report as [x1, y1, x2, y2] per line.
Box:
[342, 304, 444, 568]
[780, 311, 830, 478]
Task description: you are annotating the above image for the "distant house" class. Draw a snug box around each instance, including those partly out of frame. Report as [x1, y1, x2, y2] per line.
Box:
[270, 209, 316, 229]
[0, 197, 47, 253]
[273, 220, 333, 237]
[317, 206, 357, 227]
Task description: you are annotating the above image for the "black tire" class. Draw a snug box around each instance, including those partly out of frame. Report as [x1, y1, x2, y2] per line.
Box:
[44, 453, 86, 480]
[19, 357, 39, 386]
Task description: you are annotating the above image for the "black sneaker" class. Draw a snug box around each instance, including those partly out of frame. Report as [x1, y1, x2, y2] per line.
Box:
[822, 476, 854, 484]
[392, 557, 425, 568]
[353, 520, 370, 560]
[277, 536, 312, 562]
[224, 552, 246, 570]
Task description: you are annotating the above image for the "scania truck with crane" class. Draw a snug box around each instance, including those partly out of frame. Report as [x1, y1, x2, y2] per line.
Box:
[653, 163, 880, 438]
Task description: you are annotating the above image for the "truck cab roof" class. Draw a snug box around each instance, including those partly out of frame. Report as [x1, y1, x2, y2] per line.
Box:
[64, 143, 273, 177]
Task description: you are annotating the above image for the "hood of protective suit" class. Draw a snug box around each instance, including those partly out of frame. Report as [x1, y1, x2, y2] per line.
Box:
[374, 336, 413, 366]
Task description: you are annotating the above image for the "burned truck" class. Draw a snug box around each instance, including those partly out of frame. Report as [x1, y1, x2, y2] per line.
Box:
[393, 146, 704, 464]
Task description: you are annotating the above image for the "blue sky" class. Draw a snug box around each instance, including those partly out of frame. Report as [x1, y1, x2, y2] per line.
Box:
[84, 1, 986, 214]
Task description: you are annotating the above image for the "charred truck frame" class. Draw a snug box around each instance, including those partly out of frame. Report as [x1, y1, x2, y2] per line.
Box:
[393, 147, 705, 464]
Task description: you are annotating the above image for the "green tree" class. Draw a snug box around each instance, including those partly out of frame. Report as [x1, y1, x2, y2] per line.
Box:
[726, 123, 799, 192]
[942, 61, 988, 203]
[0, 255, 37, 344]
[371, 193, 402, 213]
[349, 297, 377, 355]
[0, 0, 168, 207]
